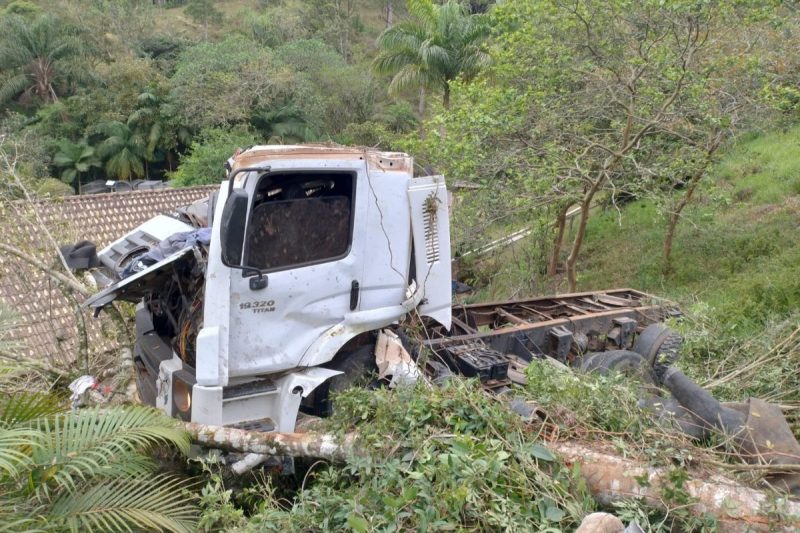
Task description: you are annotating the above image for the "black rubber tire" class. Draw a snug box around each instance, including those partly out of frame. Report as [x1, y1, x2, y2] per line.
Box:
[653, 331, 682, 367]
[300, 344, 377, 417]
[580, 350, 654, 384]
[632, 323, 683, 367]
[326, 344, 378, 393]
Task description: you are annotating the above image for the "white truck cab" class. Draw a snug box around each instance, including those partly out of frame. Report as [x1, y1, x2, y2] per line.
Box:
[87, 145, 452, 432]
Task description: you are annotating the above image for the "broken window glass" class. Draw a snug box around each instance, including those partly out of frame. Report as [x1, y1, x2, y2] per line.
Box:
[243, 172, 354, 271]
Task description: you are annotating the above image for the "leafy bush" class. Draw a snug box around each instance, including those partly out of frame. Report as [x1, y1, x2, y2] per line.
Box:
[522, 361, 650, 437]
[170, 127, 259, 186]
[0, 397, 198, 532]
[237, 380, 593, 531]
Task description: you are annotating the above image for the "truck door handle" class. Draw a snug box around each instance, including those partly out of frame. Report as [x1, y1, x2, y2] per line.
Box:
[350, 280, 360, 310]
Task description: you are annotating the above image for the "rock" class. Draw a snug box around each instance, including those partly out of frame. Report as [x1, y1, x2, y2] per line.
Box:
[575, 512, 624, 533]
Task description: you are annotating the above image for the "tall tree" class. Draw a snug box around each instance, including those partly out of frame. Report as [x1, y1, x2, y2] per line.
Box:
[0, 15, 83, 105]
[52, 139, 101, 192]
[373, 0, 490, 109]
[95, 121, 148, 181]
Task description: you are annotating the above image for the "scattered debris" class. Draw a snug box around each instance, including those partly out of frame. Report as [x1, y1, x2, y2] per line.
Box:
[375, 329, 421, 388]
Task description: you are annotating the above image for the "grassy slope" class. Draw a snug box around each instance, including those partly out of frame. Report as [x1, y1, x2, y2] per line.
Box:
[575, 127, 800, 404]
[578, 127, 800, 321]
[152, 0, 389, 50]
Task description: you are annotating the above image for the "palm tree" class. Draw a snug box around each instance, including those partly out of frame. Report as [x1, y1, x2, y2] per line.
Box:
[373, 0, 490, 109]
[250, 105, 317, 143]
[0, 303, 198, 532]
[128, 90, 165, 161]
[0, 15, 83, 105]
[129, 90, 192, 172]
[96, 121, 148, 181]
[52, 139, 101, 192]
[0, 396, 198, 531]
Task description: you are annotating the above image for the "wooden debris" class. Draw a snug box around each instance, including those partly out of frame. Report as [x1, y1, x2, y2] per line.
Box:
[185, 423, 800, 532]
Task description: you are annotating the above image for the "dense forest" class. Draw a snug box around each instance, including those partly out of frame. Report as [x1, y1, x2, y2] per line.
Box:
[1, 0, 800, 531]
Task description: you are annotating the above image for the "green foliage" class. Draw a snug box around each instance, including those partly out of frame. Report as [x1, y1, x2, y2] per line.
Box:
[374, 0, 490, 107]
[95, 120, 147, 181]
[0, 399, 197, 532]
[372, 101, 418, 133]
[0, 14, 85, 105]
[1, 0, 41, 17]
[303, 0, 364, 60]
[238, 380, 592, 531]
[185, 0, 223, 40]
[335, 121, 395, 148]
[169, 36, 282, 131]
[523, 361, 650, 437]
[170, 127, 259, 186]
[274, 39, 377, 134]
[52, 139, 100, 187]
[250, 104, 316, 143]
[248, 6, 307, 48]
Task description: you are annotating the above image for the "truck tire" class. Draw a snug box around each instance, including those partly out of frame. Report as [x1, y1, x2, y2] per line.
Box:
[326, 344, 378, 394]
[580, 350, 654, 384]
[632, 323, 683, 367]
[301, 344, 378, 417]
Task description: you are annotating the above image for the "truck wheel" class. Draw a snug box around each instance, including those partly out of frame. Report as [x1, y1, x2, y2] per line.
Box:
[301, 344, 378, 417]
[632, 323, 683, 367]
[326, 344, 378, 394]
[580, 350, 654, 384]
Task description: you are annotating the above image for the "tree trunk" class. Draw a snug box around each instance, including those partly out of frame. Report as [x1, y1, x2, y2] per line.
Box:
[385, 0, 393, 27]
[547, 203, 570, 277]
[662, 154, 714, 275]
[185, 423, 359, 463]
[186, 424, 800, 531]
[564, 181, 600, 292]
[662, 210, 680, 276]
[556, 442, 800, 533]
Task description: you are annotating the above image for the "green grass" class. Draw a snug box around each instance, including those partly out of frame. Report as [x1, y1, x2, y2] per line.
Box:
[463, 126, 800, 403]
[572, 127, 800, 404]
[577, 127, 800, 323]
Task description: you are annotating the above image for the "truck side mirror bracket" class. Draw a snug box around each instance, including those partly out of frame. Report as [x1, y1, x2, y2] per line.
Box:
[245, 268, 268, 291]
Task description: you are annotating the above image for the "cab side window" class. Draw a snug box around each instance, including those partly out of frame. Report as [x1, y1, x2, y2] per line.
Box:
[244, 172, 354, 271]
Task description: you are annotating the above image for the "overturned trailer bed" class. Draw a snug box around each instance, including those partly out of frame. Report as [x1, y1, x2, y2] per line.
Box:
[414, 289, 680, 388]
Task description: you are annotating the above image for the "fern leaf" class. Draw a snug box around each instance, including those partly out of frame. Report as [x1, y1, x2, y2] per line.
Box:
[32, 406, 190, 495]
[0, 392, 65, 426]
[0, 426, 43, 477]
[48, 474, 198, 533]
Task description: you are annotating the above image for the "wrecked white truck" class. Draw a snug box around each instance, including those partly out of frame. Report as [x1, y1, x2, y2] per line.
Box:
[83, 145, 800, 495]
[85, 145, 680, 431]
[85, 145, 800, 492]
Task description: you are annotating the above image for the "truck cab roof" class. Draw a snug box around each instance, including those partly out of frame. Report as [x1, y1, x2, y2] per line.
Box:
[230, 144, 413, 174]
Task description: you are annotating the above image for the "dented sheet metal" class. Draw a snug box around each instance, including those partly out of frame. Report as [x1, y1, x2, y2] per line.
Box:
[84, 248, 193, 308]
[375, 329, 421, 388]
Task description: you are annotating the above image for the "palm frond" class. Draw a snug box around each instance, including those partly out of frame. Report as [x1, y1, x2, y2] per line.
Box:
[0, 303, 23, 359]
[0, 392, 65, 426]
[0, 426, 43, 477]
[0, 73, 30, 105]
[31, 406, 189, 494]
[48, 474, 198, 533]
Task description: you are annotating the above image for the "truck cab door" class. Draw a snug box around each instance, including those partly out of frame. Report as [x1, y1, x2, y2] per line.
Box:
[408, 175, 452, 329]
[220, 164, 367, 378]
